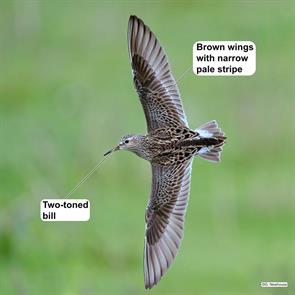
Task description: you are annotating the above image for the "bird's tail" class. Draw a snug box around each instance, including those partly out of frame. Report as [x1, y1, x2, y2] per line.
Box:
[195, 120, 226, 162]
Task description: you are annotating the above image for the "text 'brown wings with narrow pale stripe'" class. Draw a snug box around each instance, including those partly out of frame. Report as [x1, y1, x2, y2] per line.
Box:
[128, 15, 188, 132]
[144, 160, 192, 288]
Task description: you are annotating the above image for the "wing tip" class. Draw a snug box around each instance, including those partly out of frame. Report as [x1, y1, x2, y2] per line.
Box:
[128, 15, 135, 26]
[128, 15, 145, 59]
[144, 222, 185, 289]
[144, 279, 157, 290]
[129, 14, 141, 21]
[128, 15, 144, 27]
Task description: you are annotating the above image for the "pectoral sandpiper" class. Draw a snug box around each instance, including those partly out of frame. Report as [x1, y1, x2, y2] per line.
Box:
[104, 15, 226, 289]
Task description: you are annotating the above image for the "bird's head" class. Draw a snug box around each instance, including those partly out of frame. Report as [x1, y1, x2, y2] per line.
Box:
[104, 134, 142, 156]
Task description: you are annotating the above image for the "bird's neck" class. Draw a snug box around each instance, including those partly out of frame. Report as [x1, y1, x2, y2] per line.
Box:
[129, 135, 150, 160]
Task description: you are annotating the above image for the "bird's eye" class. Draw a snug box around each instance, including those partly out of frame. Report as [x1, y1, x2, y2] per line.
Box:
[125, 139, 129, 144]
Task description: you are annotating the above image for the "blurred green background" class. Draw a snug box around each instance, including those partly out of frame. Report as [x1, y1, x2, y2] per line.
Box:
[0, 1, 294, 294]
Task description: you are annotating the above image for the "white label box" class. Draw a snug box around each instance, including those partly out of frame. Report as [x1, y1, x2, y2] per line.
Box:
[40, 199, 90, 222]
[193, 41, 256, 76]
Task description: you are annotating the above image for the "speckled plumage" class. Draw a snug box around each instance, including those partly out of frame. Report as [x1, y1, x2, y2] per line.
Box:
[106, 15, 226, 289]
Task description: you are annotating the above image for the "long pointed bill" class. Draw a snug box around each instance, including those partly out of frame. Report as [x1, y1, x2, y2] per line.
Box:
[103, 145, 119, 156]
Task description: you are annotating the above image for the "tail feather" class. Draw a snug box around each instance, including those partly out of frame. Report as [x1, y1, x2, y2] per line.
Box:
[196, 120, 225, 139]
[195, 120, 226, 163]
[198, 146, 223, 162]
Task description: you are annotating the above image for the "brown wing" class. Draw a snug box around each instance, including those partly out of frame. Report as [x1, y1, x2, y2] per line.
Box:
[128, 15, 188, 132]
[144, 160, 193, 289]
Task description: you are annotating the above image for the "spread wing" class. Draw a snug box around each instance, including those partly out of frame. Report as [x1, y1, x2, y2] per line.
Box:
[128, 15, 188, 132]
[144, 160, 193, 289]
